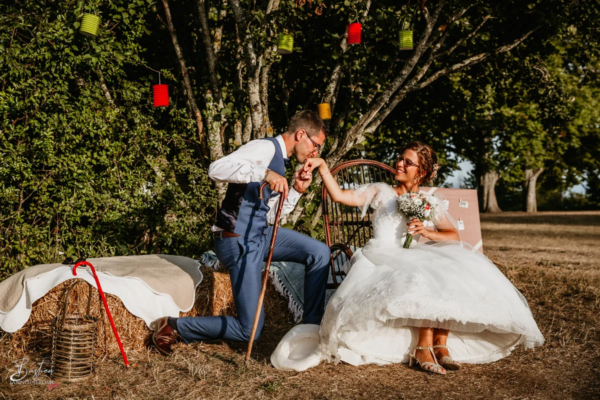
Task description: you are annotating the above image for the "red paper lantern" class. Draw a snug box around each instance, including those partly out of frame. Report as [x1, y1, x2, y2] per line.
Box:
[153, 84, 169, 107]
[347, 22, 362, 45]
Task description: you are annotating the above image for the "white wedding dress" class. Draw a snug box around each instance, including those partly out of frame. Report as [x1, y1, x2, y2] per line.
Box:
[317, 183, 545, 366]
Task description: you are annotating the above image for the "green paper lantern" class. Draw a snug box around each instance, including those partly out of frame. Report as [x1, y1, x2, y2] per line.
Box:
[277, 33, 294, 54]
[399, 30, 413, 50]
[80, 14, 100, 37]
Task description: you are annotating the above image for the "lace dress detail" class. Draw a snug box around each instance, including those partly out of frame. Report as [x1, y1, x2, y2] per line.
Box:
[319, 183, 544, 366]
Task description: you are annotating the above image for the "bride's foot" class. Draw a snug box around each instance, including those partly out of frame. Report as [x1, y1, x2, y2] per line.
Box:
[433, 345, 461, 371]
[409, 346, 446, 375]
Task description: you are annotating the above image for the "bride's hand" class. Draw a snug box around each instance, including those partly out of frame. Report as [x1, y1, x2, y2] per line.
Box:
[408, 218, 430, 238]
[302, 158, 325, 175]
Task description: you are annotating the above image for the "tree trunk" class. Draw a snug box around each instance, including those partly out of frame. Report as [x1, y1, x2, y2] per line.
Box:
[480, 170, 502, 213]
[234, 119, 243, 146]
[523, 168, 544, 213]
[242, 114, 252, 144]
[260, 52, 274, 137]
[161, 0, 206, 156]
[212, 1, 227, 55]
[196, 0, 221, 103]
[230, 0, 264, 138]
[204, 90, 224, 161]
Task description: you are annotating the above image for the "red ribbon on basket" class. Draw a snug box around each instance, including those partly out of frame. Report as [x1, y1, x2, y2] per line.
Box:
[73, 261, 130, 368]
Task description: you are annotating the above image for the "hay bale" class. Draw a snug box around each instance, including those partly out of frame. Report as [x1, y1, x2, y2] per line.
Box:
[4, 266, 293, 357]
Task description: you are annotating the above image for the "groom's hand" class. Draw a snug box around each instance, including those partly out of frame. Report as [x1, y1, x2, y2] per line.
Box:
[293, 169, 312, 194]
[264, 170, 289, 199]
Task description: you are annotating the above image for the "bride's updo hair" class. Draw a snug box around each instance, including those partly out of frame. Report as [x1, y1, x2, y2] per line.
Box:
[397, 141, 439, 185]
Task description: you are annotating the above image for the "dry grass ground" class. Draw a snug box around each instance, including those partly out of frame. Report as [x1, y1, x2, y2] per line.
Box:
[1, 211, 599, 399]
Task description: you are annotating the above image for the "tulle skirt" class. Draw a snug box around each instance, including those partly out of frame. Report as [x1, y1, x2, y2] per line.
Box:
[319, 239, 545, 366]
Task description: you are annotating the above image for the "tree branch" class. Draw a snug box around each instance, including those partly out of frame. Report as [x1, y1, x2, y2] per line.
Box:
[436, 14, 493, 60]
[96, 66, 118, 111]
[326, 0, 447, 166]
[361, 6, 472, 135]
[196, 0, 222, 102]
[229, 0, 258, 72]
[213, 0, 228, 55]
[324, 0, 372, 107]
[161, 0, 204, 139]
[414, 26, 540, 92]
[266, 0, 281, 14]
[364, 26, 541, 136]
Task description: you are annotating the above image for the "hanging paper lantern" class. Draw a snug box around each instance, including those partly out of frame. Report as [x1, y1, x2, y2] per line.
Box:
[399, 30, 413, 50]
[277, 33, 294, 54]
[317, 103, 332, 120]
[80, 14, 101, 37]
[347, 22, 362, 45]
[153, 84, 169, 107]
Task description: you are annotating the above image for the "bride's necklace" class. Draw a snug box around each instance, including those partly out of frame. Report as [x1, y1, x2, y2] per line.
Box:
[392, 185, 418, 197]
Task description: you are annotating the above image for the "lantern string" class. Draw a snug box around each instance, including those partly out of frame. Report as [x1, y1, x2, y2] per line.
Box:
[399, 0, 418, 30]
[408, 5, 419, 29]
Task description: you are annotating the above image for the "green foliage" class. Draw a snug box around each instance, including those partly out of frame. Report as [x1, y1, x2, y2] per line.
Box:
[0, 0, 216, 279]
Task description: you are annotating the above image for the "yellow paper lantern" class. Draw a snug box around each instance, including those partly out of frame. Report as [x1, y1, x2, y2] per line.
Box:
[277, 33, 294, 54]
[80, 14, 100, 37]
[399, 30, 413, 50]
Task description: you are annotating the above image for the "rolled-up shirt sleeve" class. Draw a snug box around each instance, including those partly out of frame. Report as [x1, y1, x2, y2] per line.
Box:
[208, 140, 275, 183]
[267, 187, 302, 224]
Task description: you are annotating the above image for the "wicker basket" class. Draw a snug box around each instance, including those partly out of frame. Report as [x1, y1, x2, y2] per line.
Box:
[51, 280, 98, 382]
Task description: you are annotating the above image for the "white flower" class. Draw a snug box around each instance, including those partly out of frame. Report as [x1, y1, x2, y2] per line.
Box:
[414, 198, 422, 206]
[424, 209, 431, 217]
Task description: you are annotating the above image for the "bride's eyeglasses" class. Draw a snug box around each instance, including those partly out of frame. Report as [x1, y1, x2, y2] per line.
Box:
[396, 156, 419, 168]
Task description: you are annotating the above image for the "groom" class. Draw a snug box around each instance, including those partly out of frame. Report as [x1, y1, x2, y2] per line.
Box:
[151, 110, 331, 355]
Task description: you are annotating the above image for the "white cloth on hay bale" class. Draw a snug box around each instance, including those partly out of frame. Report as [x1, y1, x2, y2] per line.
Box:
[0, 255, 203, 333]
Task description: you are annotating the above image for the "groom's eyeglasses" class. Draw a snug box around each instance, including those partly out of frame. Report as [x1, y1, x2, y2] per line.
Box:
[397, 156, 419, 168]
[307, 135, 322, 153]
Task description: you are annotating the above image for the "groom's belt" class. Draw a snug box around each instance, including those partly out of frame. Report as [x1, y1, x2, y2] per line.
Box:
[213, 230, 241, 239]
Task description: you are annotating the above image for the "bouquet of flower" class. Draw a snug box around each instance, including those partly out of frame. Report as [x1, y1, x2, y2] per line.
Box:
[397, 192, 439, 249]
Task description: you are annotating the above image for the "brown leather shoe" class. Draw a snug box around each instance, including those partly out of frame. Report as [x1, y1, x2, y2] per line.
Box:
[151, 317, 180, 356]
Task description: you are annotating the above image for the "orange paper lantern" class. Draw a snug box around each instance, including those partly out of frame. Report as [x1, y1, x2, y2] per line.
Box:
[318, 103, 332, 120]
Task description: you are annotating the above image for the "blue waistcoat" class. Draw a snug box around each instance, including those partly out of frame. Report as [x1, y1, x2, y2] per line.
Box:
[215, 137, 286, 244]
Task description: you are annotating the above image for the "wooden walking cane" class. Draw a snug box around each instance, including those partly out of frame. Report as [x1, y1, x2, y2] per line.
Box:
[73, 260, 130, 368]
[245, 182, 286, 363]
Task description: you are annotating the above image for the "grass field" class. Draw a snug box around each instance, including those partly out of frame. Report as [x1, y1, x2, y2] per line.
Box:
[1, 211, 599, 399]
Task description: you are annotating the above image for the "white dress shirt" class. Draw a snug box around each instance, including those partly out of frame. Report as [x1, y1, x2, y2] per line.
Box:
[209, 135, 302, 225]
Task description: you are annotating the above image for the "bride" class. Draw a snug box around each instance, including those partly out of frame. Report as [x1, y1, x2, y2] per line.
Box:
[297, 142, 544, 374]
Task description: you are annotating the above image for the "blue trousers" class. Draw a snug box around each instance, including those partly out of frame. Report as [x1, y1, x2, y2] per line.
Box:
[176, 227, 330, 343]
